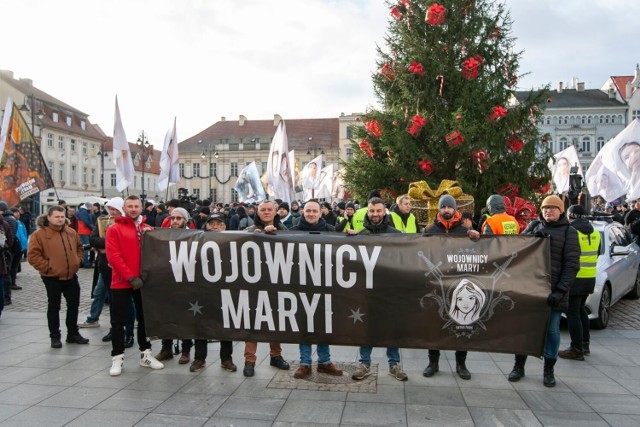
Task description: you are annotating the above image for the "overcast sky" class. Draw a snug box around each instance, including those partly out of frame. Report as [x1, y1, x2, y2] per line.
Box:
[2, 0, 638, 146]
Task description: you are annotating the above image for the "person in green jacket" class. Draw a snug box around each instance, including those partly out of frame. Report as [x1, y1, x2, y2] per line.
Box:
[389, 194, 418, 233]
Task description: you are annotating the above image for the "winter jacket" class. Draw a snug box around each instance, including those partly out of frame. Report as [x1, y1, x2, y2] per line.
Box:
[290, 216, 335, 232]
[106, 216, 153, 289]
[0, 217, 14, 275]
[358, 214, 400, 235]
[569, 218, 599, 295]
[522, 213, 580, 311]
[27, 214, 83, 280]
[245, 213, 287, 232]
[423, 211, 469, 235]
[16, 220, 28, 253]
[76, 206, 95, 235]
[389, 207, 419, 233]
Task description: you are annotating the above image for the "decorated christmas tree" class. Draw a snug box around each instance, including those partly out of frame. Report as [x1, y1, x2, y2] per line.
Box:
[343, 0, 552, 211]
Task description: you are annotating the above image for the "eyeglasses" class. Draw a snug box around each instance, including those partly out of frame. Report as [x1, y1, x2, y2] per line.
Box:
[170, 216, 185, 221]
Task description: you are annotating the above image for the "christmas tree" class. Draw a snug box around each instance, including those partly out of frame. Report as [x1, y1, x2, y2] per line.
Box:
[343, 0, 552, 209]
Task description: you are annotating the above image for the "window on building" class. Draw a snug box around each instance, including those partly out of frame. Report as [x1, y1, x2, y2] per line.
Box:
[231, 162, 238, 176]
[546, 137, 554, 152]
[82, 142, 87, 155]
[559, 136, 568, 150]
[599, 115, 604, 124]
[48, 133, 54, 148]
[80, 120, 86, 130]
[581, 116, 586, 125]
[211, 189, 216, 202]
[66, 116, 72, 126]
[48, 162, 54, 176]
[52, 112, 59, 122]
[596, 137, 605, 152]
[605, 115, 610, 124]
[193, 188, 200, 198]
[545, 117, 551, 125]
[210, 162, 216, 177]
[111, 174, 116, 187]
[581, 136, 591, 153]
[70, 139, 76, 151]
[82, 167, 87, 184]
[71, 165, 77, 184]
[91, 168, 95, 185]
[612, 115, 616, 124]
[632, 110, 640, 120]
[587, 116, 592, 124]
[179, 163, 185, 177]
[59, 164, 65, 182]
[346, 148, 354, 162]
[193, 163, 200, 177]
[58, 135, 65, 149]
[231, 189, 238, 203]
[346, 126, 353, 139]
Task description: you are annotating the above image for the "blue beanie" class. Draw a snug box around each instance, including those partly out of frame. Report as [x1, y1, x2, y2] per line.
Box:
[438, 194, 457, 210]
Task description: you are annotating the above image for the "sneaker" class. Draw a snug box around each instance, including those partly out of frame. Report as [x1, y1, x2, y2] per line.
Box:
[124, 335, 134, 348]
[66, 334, 89, 344]
[190, 359, 206, 372]
[389, 363, 408, 381]
[221, 359, 237, 372]
[270, 356, 290, 370]
[110, 354, 124, 376]
[352, 363, 371, 380]
[294, 365, 312, 379]
[154, 348, 174, 361]
[317, 363, 343, 376]
[243, 361, 255, 377]
[140, 349, 164, 369]
[178, 352, 190, 365]
[79, 321, 100, 328]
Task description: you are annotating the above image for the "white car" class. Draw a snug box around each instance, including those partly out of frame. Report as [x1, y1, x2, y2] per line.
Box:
[586, 220, 640, 329]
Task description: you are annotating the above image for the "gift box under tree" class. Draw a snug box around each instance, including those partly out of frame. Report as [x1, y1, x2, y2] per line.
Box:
[409, 180, 474, 227]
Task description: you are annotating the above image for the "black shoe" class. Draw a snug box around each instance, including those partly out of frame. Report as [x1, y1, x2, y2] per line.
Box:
[102, 330, 112, 342]
[51, 337, 62, 348]
[10, 285, 22, 290]
[66, 334, 89, 344]
[4, 300, 11, 306]
[422, 363, 439, 377]
[583, 341, 590, 356]
[543, 358, 556, 388]
[508, 366, 525, 382]
[124, 335, 134, 348]
[243, 361, 255, 377]
[270, 356, 290, 370]
[456, 362, 471, 380]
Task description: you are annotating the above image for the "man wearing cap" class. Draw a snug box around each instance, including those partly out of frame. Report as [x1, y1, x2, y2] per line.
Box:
[335, 202, 357, 233]
[558, 205, 600, 360]
[483, 195, 520, 235]
[277, 202, 294, 229]
[155, 207, 195, 365]
[242, 200, 290, 377]
[28, 206, 89, 348]
[185, 212, 238, 372]
[389, 194, 419, 233]
[508, 195, 579, 387]
[422, 194, 480, 380]
[349, 197, 408, 382]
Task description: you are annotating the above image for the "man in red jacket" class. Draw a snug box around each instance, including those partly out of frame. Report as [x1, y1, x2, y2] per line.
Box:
[106, 195, 163, 376]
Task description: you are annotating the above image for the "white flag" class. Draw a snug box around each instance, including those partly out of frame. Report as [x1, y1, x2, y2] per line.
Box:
[548, 145, 583, 194]
[586, 119, 640, 201]
[112, 96, 134, 192]
[158, 117, 180, 192]
[300, 154, 324, 201]
[0, 97, 13, 157]
[234, 161, 266, 203]
[315, 163, 334, 200]
[266, 120, 294, 203]
[585, 155, 626, 202]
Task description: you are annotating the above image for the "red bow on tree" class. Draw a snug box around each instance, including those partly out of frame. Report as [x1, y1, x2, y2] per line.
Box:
[503, 196, 537, 230]
[359, 140, 374, 158]
[418, 158, 433, 174]
[408, 61, 425, 76]
[445, 130, 464, 147]
[380, 63, 395, 81]
[365, 119, 383, 138]
[407, 114, 427, 136]
[488, 105, 507, 121]
[462, 57, 480, 79]
[426, 3, 445, 26]
[507, 136, 525, 152]
[498, 182, 520, 199]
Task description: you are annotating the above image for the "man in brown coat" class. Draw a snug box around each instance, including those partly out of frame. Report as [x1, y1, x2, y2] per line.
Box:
[27, 206, 89, 348]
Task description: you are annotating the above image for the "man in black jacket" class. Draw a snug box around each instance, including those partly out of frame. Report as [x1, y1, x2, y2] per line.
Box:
[559, 205, 600, 360]
[422, 195, 480, 381]
[508, 195, 580, 387]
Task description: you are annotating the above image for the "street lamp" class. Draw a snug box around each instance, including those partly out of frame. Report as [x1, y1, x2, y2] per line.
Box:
[96, 149, 107, 197]
[306, 136, 325, 156]
[199, 139, 213, 201]
[19, 95, 45, 214]
[136, 130, 151, 203]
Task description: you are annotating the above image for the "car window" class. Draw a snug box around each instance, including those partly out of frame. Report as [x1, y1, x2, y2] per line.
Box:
[598, 231, 605, 255]
[609, 225, 628, 246]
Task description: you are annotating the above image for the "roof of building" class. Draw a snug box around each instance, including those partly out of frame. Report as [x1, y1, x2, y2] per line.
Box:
[611, 76, 634, 102]
[179, 117, 339, 153]
[515, 88, 626, 109]
[0, 70, 103, 141]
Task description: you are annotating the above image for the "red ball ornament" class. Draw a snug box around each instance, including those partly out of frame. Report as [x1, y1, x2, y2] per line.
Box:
[456, 114, 462, 120]
[392, 119, 399, 126]
[400, 177, 405, 182]
[418, 158, 433, 175]
[547, 98, 553, 103]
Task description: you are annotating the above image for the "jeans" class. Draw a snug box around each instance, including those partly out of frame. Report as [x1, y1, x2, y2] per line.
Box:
[42, 275, 80, 338]
[299, 343, 331, 366]
[86, 273, 108, 323]
[194, 339, 233, 362]
[359, 346, 400, 368]
[543, 311, 562, 360]
[566, 294, 589, 350]
[79, 235, 90, 266]
[111, 288, 150, 356]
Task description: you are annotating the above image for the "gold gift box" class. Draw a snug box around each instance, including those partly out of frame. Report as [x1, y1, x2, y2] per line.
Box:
[408, 180, 475, 227]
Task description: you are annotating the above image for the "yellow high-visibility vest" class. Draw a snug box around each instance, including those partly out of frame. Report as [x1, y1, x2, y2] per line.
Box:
[576, 228, 600, 279]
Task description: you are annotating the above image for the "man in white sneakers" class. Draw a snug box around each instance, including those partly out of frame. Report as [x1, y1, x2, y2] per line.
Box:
[106, 195, 163, 376]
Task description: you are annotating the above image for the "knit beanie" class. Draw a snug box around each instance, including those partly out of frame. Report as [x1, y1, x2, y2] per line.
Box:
[540, 195, 565, 213]
[172, 207, 190, 222]
[438, 194, 457, 210]
[486, 195, 506, 214]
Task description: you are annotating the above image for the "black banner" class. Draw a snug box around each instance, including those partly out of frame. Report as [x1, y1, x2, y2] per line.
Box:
[141, 230, 551, 357]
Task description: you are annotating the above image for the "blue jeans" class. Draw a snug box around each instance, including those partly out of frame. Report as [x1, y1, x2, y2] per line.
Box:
[299, 343, 331, 366]
[79, 235, 90, 266]
[543, 311, 562, 360]
[86, 273, 108, 323]
[359, 346, 400, 368]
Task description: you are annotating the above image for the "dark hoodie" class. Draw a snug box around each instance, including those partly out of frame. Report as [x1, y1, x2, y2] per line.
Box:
[569, 218, 598, 295]
[358, 214, 399, 234]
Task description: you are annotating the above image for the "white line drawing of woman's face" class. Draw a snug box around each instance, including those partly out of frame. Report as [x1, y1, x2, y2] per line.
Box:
[555, 157, 569, 178]
[448, 279, 486, 325]
[308, 161, 318, 179]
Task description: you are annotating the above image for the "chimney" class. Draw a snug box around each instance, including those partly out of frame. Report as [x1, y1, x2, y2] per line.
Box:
[576, 82, 585, 92]
[0, 70, 14, 79]
[557, 82, 563, 93]
[220, 116, 226, 122]
[627, 81, 633, 99]
[274, 114, 282, 126]
[239, 115, 247, 126]
[19, 78, 33, 86]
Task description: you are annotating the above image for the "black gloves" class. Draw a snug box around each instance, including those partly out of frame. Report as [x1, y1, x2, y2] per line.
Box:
[129, 277, 144, 290]
[546, 291, 564, 307]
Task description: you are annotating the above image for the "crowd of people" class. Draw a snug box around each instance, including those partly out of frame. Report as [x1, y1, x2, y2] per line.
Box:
[1, 188, 639, 387]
